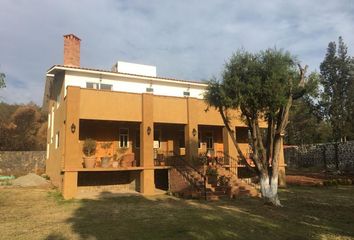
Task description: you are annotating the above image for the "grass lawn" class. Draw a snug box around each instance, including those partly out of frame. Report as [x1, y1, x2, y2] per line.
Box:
[0, 186, 353, 240]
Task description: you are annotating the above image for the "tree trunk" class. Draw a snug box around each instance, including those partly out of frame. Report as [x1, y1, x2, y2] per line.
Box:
[259, 172, 281, 206]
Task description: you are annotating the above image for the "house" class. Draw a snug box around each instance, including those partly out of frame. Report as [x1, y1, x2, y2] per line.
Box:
[43, 34, 286, 199]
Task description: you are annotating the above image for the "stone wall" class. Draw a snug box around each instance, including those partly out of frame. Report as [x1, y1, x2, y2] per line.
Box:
[285, 141, 354, 172]
[0, 151, 46, 176]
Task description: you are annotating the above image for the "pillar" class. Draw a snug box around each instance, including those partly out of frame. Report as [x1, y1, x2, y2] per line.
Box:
[223, 127, 238, 178]
[185, 98, 198, 161]
[64, 86, 81, 169]
[62, 171, 78, 199]
[140, 93, 155, 194]
[278, 137, 286, 187]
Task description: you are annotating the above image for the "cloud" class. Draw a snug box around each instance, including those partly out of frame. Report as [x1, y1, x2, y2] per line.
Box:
[0, 0, 353, 104]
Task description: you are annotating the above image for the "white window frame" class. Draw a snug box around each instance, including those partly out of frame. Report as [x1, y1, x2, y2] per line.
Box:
[206, 132, 213, 150]
[50, 106, 54, 144]
[55, 131, 60, 149]
[86, 82, 112, 91]
[119, 128, 129, 148]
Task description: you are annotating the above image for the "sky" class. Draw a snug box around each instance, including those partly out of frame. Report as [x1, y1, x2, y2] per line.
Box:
[0, 0, 353, 105]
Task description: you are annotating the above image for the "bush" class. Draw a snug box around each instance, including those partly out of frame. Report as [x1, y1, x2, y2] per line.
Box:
[83, 138, 97, 156]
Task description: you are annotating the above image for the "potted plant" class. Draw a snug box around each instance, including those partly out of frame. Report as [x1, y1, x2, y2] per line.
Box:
[82, 138, 97, 168]
[206, 167, 218, 186]
[100, 141, 113, 168]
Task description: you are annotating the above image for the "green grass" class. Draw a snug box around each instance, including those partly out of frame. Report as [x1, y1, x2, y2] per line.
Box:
[0, 186, 353, 240]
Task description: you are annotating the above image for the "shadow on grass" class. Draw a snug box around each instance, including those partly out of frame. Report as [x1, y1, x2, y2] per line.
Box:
[49, 186, 354, 240]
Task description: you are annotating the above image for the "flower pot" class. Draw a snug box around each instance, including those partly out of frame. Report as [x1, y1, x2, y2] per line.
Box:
[112, 161, 119, 168]
[101, 157, 111, 168]
[83, 156, 96, 168]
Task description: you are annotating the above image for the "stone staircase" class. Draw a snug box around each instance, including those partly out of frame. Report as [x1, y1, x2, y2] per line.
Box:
[171, 160, 259, 200]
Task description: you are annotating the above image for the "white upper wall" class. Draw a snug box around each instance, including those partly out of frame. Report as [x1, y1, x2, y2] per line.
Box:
[63, 69, 206, 99]
[116, 61, 157, 77]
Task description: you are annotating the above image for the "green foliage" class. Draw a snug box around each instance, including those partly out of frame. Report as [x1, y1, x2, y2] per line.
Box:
[320, 36, 354, 141]
[286, 73, 332, 144]
[0, 72, 5, 89]
[83, 138, 97, 156]
[206, 167, 218, 176]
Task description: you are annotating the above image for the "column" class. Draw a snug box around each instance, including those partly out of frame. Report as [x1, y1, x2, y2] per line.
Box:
[140, 93, 155, 194]
[64, 86, 81, 169]
[62, 171, 78, 199]
[223, 127, 238, 178]
[278, 137, 286, 187]
[185, 98, 198, 161]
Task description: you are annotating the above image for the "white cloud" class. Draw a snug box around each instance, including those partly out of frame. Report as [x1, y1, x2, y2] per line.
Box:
[0, 0, 353, 104]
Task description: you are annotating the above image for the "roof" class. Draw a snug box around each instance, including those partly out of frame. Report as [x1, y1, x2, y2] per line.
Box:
[46, 65, 208, 87]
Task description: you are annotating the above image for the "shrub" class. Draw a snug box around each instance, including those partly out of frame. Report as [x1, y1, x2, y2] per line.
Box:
[83, 138, 97, 157]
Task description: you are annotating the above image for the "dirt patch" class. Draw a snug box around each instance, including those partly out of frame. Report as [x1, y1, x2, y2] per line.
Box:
[286, 171, 354, 186]
[286, 175, 323, 186]
[12, 173, 51, 187]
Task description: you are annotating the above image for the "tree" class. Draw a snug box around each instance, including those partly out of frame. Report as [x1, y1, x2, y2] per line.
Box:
[320, 37, 354, 142]
[286, 72, 332, 144]
[0, 102, 47, 151]
[205, 48, 311, 206]
[0, 72, 5, 89]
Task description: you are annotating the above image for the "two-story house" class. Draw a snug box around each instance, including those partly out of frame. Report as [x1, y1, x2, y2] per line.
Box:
[43, 34, 286, 199]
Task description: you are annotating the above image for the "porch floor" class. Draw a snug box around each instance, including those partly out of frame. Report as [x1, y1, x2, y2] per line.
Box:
[63, 166, 172, 172]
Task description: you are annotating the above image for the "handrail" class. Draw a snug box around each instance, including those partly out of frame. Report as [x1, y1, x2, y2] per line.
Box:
[169, 155, 207, 200]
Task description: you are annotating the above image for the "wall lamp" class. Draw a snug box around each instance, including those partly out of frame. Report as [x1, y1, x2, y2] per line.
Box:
[192, 128, 197, 137]
[147, 126, 152, 135]
[71, 123, 76, 133]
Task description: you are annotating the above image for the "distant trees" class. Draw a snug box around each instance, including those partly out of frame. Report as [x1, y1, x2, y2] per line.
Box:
[320, 37, 354, 142]
[0, 102, 47, 151]
[287, 37, 354, 144]
[0, 72, 5, 89]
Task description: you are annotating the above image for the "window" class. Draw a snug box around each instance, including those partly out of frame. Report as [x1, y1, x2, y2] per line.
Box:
[46, 143, 50, 159]
[119, 128, 129, 148]
[235, 127, 249, 143]
[135, 129, 140, 148]
[55, 132, 60, 149]
[198, 132, 202, 149]
[56, 92, 61, 108]
[50, 106, 54, 144]
[183, 91, 190, 97]
[86, 82, 99, 89]
[100, 83, 112, 90]
[146, 87, 154, 93]
[178, 130, 185, 148]
[153, 129, 160, 148]
[86, 82, 112, 91]
[205, 132, 213, 149]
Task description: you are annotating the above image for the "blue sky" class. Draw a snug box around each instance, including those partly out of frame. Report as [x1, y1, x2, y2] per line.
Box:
[0, 0, 353, 105]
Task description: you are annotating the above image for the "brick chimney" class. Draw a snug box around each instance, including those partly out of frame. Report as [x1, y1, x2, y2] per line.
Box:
[63, 34, 81, 67]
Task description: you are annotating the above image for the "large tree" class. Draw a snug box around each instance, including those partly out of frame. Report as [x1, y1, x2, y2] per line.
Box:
[320, 37, 354, 142]
[205, 48, 311, 206]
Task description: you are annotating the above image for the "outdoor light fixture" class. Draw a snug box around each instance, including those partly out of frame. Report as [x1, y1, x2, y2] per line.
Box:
[192, 128, 197, 137]
[71, 123, 76, 133]
[147, 126, 152, 135]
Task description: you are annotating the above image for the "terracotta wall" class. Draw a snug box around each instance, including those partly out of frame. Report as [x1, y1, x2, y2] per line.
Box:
[79, 89, 142, 122]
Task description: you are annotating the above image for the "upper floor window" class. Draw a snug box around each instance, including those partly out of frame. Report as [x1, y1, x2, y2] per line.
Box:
[146, 87, 154, 93]
[86, 82, 112, 91]
[119, 128, 129, 148]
